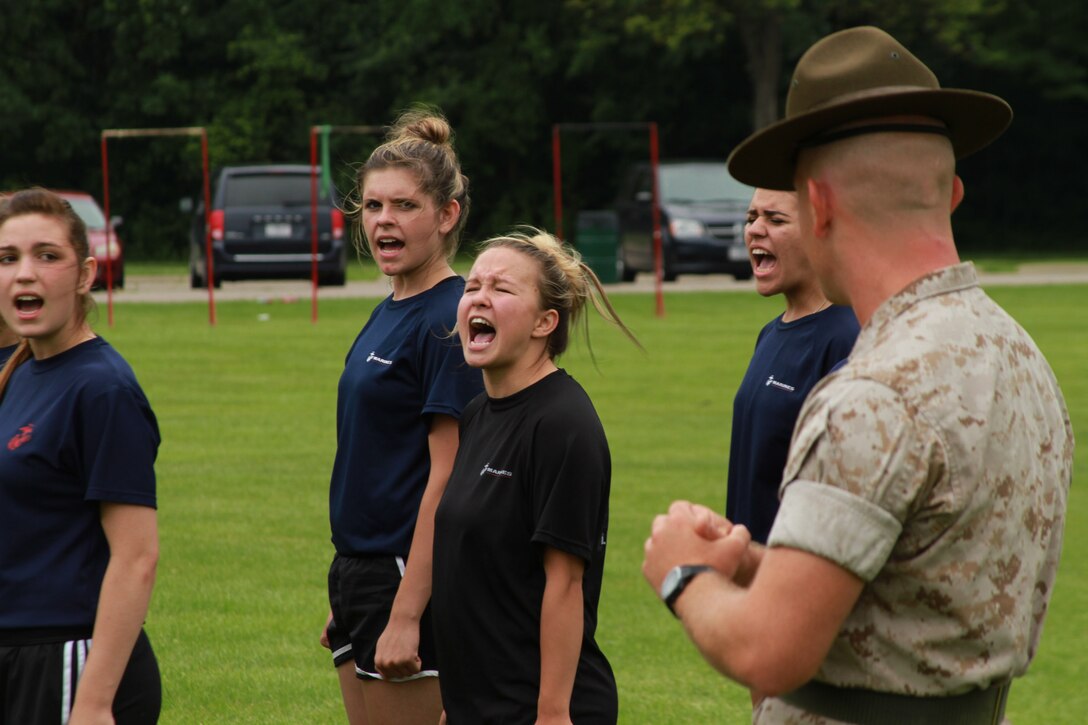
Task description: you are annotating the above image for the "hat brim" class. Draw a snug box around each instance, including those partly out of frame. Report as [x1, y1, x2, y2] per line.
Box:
[727, 88, 1012, 191]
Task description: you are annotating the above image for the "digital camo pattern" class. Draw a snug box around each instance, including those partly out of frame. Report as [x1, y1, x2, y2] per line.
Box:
[760, 263, 1073, 723]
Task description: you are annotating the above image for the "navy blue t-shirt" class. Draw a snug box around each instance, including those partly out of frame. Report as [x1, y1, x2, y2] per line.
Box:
[0, 337, 159, 631]
[726, 305, 859, 543]
[329, 276, 483, 557]
[0, 343, 16, 366]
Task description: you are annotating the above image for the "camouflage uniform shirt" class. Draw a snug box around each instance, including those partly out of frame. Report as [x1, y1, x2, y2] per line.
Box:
[756, 263, 1073, 724]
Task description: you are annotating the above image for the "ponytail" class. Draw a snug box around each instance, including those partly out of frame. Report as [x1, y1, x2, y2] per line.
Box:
[0, 340, 32, 402]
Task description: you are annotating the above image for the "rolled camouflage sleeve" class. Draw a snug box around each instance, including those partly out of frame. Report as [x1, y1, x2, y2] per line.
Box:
[768, 377, 943, 581]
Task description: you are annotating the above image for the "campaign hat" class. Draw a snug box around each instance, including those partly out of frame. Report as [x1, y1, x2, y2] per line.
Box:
[727, 26, 1012, 190]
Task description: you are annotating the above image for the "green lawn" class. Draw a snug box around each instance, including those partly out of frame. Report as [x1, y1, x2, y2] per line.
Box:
[93, 284, 1086, 723]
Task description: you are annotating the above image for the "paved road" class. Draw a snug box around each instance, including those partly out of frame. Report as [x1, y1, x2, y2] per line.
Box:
[94, 263, 1088, 305]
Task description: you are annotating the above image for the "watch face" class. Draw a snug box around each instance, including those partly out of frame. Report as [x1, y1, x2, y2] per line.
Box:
[660, 566, 683, 600]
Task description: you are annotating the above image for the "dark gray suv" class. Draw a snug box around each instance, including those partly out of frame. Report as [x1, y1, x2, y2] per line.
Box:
[189, 165, 348, 288]
[616, 160, 753, 281]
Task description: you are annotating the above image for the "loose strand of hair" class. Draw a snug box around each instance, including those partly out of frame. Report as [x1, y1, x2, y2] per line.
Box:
[578, 260, 643, 352]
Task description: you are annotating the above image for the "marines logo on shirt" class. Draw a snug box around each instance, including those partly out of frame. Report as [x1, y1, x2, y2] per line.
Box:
[7, 423, 33, 451]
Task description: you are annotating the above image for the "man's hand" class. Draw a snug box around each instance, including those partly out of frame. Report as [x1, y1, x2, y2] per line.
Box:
[642, 500, 752, 593]
[686, 502, 733, 541]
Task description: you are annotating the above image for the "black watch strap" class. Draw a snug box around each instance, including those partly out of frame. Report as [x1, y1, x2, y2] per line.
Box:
[661, 564, 714, 617]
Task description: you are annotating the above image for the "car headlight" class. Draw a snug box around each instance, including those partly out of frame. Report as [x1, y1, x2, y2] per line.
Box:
[668, 218, 707, 238]
[92, 241, 120, 258]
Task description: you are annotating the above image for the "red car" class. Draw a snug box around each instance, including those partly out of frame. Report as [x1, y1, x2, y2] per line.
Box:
[54, 190, 125, 289]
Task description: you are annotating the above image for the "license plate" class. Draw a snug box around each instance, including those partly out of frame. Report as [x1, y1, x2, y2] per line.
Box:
[728, 245, 748, 261]
[265, 222, 292, 238]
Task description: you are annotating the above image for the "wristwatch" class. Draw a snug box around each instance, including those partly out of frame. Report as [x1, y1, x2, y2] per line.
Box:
[659, 564, 713, 617]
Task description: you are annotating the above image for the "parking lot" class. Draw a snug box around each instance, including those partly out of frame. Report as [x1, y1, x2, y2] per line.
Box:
[94, 263, 1088, 306]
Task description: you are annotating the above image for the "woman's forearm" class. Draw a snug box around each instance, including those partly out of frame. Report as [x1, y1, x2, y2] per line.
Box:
[71, 504, 158, 718]
[538, 548, 585, 722]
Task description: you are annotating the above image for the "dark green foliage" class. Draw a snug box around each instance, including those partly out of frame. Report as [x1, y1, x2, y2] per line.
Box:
[0, 0, 1084, 258]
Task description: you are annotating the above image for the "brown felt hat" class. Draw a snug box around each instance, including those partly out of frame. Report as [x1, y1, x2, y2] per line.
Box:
[727, 26, 1012, 190]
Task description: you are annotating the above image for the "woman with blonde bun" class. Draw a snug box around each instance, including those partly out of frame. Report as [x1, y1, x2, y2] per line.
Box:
[321, 108, 483, 725]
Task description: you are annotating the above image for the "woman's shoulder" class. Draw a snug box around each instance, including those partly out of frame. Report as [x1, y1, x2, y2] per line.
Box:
[534, 372, 602, 425]
[804, 304, 860, 341]
[387, 276, 463, 330]
[63, 339, 146, 396]
[81, 336, 137, 369]
[8, 340, 148, 413]
[824, 303, 860, 326]
[422, 275, 465, 315]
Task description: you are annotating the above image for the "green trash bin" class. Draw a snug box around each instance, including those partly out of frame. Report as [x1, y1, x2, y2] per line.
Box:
[575, 210, 620, 284]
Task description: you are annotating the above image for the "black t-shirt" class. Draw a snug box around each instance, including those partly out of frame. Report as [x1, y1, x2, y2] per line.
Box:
[433, 370, 617, 724]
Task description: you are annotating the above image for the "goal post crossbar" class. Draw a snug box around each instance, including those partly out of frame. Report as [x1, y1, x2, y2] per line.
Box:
[305, 124, 384, 323]
[100, 126, 215, 324]
[551, 121, 665, 316]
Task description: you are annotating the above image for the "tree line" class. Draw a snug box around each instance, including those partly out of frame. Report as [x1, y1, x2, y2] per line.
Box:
[1, 0, 1084, 259]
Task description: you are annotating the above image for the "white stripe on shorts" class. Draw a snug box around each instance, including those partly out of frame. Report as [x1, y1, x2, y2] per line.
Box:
[62, 641, 73, 724]
[395, 556, 406, 576]
[61, 638, 90, 724]
[357, 665, 439, 682]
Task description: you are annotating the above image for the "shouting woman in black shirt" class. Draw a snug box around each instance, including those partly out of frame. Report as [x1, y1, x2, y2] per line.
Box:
[432, 229, 638, 724]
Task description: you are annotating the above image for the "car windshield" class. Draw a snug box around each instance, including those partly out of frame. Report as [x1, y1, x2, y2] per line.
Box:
[64, 197, 107, 230]
[659, 164, 753, 204]
[223, 174, 331, 206]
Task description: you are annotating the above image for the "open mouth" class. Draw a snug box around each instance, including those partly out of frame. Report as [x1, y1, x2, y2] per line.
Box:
[468, 316, 495, 348]
[376, 237, 405, 254]
[15, 295, 43, 315]
[750, 248, 777, 273]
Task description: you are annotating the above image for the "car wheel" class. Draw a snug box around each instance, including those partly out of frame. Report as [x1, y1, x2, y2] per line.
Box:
[732, 268, 753, 282]
[321, 268, 347, 286]
[190, 261, 206, 289]
[619, 253, 637, 283]
[662, 248, 678, 282]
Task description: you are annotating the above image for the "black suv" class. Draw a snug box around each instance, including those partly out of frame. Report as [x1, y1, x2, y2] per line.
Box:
[615, 160, 753, 281]
[189, 165, 348, 288]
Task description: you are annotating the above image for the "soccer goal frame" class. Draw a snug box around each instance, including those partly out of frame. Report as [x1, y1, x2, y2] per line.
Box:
[308, 124, 383, 322]
[101, 127, 213, 324]
[551, 122, 665, 317]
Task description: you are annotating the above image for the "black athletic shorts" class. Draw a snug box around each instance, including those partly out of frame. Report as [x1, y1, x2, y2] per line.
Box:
[327, 553, 438, 681]
[0, 627, 161, 724]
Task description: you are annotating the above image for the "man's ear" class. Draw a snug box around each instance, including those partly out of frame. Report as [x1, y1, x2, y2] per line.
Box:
[950, 175, 965, 214]
[78, 257, 98, 294]
[806, 178, 832, 238]
[532, 308, 559, 339]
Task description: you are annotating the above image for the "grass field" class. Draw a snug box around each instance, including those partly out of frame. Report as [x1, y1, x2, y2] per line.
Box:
[93, 283, 1086, 724]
